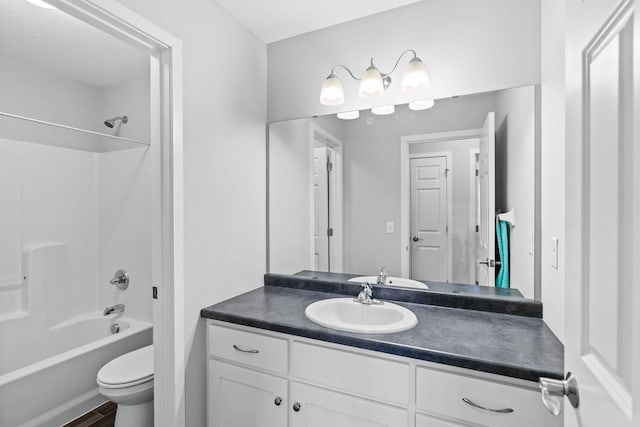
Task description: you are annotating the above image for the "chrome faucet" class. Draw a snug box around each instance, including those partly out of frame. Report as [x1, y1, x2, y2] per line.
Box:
[354, 283, 383, 305]
[377, 267, 387, 285]
[103, 304, 125, 316]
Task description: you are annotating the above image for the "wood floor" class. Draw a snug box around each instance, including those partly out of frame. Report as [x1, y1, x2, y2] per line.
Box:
[62, 401, 116, 427]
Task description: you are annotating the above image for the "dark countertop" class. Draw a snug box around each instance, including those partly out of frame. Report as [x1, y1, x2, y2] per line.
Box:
[201, 284, 564, 382]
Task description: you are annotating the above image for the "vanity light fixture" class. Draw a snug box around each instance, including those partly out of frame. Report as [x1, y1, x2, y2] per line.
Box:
[371, 105, 395, 116]
[24, 0, 56, 9]
[337, 110, 360, 120]
[319, 49, 430, 106]
[409, 99, 435, 111]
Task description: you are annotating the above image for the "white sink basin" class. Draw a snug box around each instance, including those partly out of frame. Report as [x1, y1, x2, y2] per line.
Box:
[305, 298, 418, 334]
[348, 276, 428, 290]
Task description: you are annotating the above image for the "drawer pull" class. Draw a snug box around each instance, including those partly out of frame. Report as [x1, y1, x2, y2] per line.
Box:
[462, 398, 514, 414]
[232, 344, 259, 354]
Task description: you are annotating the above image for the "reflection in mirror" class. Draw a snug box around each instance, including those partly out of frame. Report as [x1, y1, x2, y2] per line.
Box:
[269, 86, 537, 299]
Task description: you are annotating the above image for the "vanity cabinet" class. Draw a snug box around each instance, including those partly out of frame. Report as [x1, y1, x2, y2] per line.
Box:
[206, 321, 560, 427]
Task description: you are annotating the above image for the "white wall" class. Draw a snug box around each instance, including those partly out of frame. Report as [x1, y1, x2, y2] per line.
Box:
[109, 1, 267, 425]
[495, 86, 537, 299]
[267, 0, 541, 121]
[540, 0, 566, 341]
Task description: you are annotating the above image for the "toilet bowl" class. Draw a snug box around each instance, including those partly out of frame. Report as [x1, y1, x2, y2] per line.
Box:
[97, 344, 154, 427]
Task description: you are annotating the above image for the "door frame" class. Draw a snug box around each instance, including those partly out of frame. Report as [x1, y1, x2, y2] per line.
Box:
[49, 1, 185, 426]
[400, 129, 481, 279]
[469, 148, 480, 283]
[309, 123, 343, 272]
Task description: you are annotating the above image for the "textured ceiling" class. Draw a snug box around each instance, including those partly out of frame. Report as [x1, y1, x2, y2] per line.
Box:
[0, 0, 148, 87]
[215, 0, 424, 44]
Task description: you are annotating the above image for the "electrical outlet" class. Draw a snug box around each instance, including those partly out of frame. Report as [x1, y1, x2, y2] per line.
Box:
[528, 231, 534, 255]
[386, 221, 394, 234]
[551, 237, 559, 269]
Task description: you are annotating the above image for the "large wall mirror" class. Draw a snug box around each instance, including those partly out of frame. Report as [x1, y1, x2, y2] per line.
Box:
[268, 86, 538, 300]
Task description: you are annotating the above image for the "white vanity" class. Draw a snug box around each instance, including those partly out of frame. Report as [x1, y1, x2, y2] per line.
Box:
[206, 320, 561, 427]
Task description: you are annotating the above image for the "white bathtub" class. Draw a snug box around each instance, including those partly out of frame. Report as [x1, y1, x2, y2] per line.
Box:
[0, 313, 152, 427]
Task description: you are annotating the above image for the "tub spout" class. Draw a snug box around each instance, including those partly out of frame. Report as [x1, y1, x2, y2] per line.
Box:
[104, 304, 125, 316]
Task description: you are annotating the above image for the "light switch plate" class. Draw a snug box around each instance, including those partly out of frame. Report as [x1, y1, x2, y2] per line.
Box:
[551, 237, 559, 269]
[386, 221, 394, 234]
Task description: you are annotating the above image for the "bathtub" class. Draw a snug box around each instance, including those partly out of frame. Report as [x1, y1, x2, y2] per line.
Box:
[0, 313, 152, 427]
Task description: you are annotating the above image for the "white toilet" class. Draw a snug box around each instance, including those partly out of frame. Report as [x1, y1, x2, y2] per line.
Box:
[97, 345, 154, 427]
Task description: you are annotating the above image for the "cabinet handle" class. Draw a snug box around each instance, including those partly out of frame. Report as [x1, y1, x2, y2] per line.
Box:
[462, 398, 514, 414]
[274, 397, 282, 406]
[292, 402, 301, 412]
[232, 344, 259, 354]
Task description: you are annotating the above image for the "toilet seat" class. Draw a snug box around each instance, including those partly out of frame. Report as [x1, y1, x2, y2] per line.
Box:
[97, 345, 153, 389]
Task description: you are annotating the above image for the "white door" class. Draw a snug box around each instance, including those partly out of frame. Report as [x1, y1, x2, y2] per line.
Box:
[313, 146, 329, 271]
[563, 0, 640, 425]
[207, 360, 287, 427]
[476, 112, 496, 286]
[290, 382, 408, 426]
[410, 155, 449, 282]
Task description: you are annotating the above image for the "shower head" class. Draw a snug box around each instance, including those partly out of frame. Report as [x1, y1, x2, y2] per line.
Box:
[104, 115, 128, 128]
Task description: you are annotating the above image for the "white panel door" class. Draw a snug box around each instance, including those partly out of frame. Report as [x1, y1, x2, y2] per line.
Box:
[410, 156, 449, 282]
[208, 360, 287, 427]
[476, 113, 496, 286]
[563, 0, 640, 426]
[313, 146, 329, 271]
[290, 381, 408, 427]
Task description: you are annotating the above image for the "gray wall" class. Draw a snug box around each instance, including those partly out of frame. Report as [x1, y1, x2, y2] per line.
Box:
[267, 0, 541, 121]
[495, 86, 537, 298]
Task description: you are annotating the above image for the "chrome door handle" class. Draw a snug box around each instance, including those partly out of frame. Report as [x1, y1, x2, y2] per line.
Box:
[274, 397, 282, 406]
[292, 402, 301, 412]
[232, 344, 259, 354]
[412, 236, 422, 242]
[539, 372, 579, 416]
[477, 258, 495, 267]
[462, 398, 514, 414]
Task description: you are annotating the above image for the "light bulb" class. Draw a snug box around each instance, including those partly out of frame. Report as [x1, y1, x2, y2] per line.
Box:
[409, 99, 435, 110]
[371, 105, 395, 116]
[319, 74, 345, 106]
[402, 57, 430, 93]
[337, 110, 359, 120]
[359, 66, 384, 99]
[25, 0, 56, 9]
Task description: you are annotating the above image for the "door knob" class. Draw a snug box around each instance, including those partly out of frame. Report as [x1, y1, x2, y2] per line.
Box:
[274, 397, 282, 406]
[477, 258, 495, 268]
[412, 236, 422, 242]
[292, 402, 301, 412]
[539, 372, 579, 416]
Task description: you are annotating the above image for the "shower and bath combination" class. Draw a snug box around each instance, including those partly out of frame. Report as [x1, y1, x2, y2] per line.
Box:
[104, 115, 128, 128]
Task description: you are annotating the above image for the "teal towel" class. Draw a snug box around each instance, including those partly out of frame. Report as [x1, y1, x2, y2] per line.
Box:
[496, 220, 509, 288]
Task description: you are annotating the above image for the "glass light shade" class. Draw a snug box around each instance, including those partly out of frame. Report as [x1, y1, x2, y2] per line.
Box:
[358, 67, 385, 99]
[25, 0, 56, 8]
[409, 99, 435, 111]
[320, 75, 345, 106]
[371, 105, 395, 116]
[337, 110, 360, 120]
[402, 57, 430, 93]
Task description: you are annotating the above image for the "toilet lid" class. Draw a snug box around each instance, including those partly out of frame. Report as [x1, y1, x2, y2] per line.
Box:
[97, 345, 153, 388]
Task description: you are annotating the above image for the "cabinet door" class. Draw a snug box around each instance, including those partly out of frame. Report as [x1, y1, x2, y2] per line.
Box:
[208, 360, 287, 427]
[290, 382, 408, 427]
[416, 413, 468, 427]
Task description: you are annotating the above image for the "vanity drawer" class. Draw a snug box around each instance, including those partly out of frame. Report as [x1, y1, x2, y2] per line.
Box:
[416, 367, 560, 427]
[207, 324, 288, 374]
[291, 341, 410, 406]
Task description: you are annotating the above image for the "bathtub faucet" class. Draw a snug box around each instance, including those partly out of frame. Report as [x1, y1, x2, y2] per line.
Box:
[104, 304, 125, 316]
